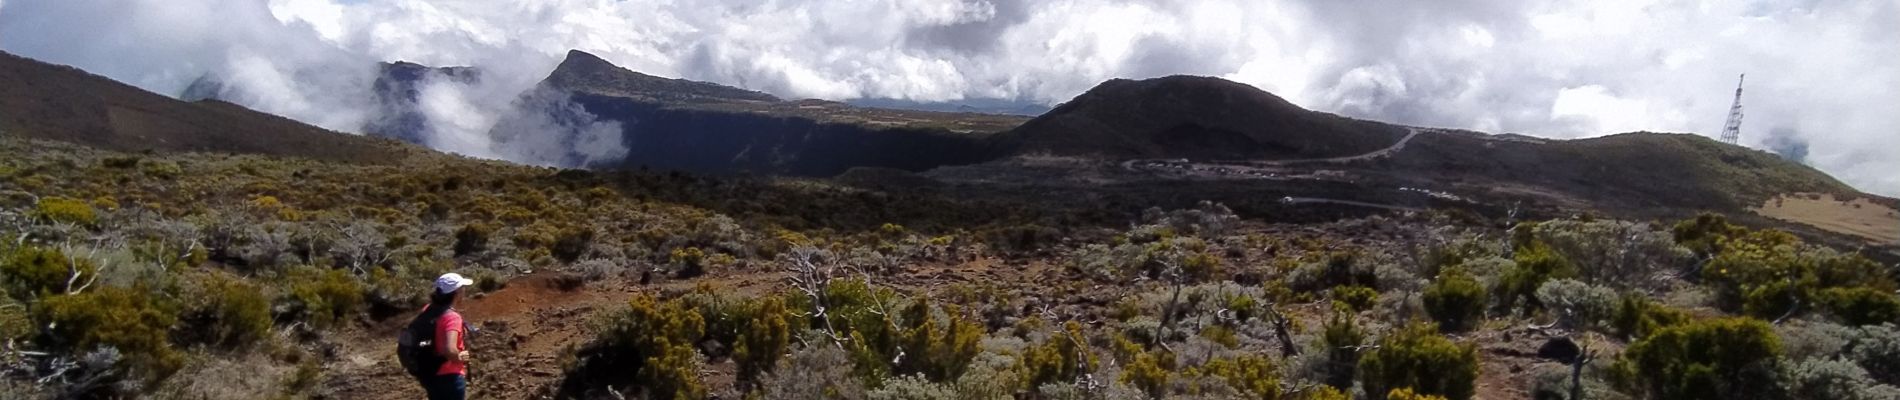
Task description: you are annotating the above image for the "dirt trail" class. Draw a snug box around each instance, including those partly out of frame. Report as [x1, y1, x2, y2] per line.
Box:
[317, 257, 1037, 399]
[322, 273, 626, 400]
[1120, 127, 1423, 172]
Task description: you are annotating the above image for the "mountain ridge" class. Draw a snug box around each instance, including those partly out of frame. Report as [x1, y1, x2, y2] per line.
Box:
[0, 50, 415, 164]
[990, 75, 1409, 160]
[543, 49, 780, 103]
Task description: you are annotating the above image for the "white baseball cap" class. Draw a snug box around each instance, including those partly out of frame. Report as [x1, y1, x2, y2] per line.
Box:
[435, 273, 474, 295]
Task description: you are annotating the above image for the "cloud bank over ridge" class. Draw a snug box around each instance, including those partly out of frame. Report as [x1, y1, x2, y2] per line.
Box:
[1, 0, 1895, 194]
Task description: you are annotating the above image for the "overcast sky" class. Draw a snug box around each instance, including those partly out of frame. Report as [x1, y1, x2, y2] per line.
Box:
[1, 0, 1895, 195]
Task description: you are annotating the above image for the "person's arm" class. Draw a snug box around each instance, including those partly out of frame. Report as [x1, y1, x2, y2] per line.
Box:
[440, 330, 469, 362]
[437, 313, 471, 362]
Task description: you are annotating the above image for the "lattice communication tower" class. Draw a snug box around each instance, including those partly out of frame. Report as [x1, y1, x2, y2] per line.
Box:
[1720, 74, 1744, 145]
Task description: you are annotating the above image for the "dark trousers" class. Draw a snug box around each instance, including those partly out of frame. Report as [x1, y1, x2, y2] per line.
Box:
[420, 374, 466, 400]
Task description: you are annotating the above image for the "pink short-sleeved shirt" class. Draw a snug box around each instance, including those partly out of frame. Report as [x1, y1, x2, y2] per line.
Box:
[435, 310, 467, 376]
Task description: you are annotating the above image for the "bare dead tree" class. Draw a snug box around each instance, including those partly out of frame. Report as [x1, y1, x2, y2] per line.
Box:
[1502, 201, 1522, 259]
[1154, 260, 1186, 349]
[1570, 339, 1598, 400]
[785, 247, 848, 351]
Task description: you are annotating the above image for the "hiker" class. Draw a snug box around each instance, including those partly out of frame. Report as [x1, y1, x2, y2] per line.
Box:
[401, 273, 475, 400]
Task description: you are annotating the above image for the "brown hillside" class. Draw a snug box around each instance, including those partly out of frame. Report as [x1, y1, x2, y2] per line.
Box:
[0, 51, 414, 163]
[991, 75, 1408, 159]
[1386, 131, 1857, 212]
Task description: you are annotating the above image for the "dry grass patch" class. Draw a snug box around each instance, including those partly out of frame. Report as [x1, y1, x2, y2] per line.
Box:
[1754, 193, 1900, 244]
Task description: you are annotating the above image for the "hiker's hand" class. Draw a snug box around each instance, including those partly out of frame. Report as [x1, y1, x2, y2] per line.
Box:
[455, 350, 471, 363]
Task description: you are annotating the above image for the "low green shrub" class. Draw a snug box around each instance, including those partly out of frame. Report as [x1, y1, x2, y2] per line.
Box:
[2, 245, 95, 299]
[1020, 321, 1096, 389]
[560, 293, 707, 399]
[1386, 387, 1449, 400]
[1331, 285, 1378, 313]
[890, 300, 984, 382]
[1818, 287, 1900, 327]
[1609, 294, 1690, 340]
[35, 197, 97, 227]
[1846, 323, 1900, 386]
[1534, 279, 1617, 331]
[282, 266, 365, 328]
[1120, 351, 1170, 398]
[733, 296, 792, 385]
[179, 272, 272, 349]
[33, 286, 183, 381]
[668, 247, 707, 278]
[1318, 312, 1364, 390]
[1423, 269, 1486, 333]
[1671, 213, 1746, 257]
[551, 226, 594, 263]
[1617, 317, 1781, 400]
[1777, 358, 1900, 400]
[452, 223, 492, 256]
[1700, 227, 1895, 320]
[1194, 354, 1281, 399]
[1497, 242, 1577, 314]
[1358, 323, 1479, 400]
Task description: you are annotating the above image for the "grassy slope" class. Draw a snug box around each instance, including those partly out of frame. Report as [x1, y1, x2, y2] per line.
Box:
[1388, 131, 1855, 213]
[0, 51, 417, 164]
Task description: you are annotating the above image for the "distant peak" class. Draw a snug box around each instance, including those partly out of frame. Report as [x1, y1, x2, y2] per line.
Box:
[543, 49, 778, 103]
[558, 49, 613, 69]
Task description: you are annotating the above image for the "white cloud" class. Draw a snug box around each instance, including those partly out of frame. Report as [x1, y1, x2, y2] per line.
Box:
[0, 0, 1895, 195]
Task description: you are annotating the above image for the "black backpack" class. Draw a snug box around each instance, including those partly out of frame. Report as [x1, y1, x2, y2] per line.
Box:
[396, 306, 449, 379]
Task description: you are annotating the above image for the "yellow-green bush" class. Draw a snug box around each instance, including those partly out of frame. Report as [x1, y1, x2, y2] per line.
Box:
[1671, 213, 1746, 258]
[1301, 385, 1350, 400]
[551, 226, 594, 263]
[2, 246, 95, 298]
[33, 286, 183, 381]
[1020, 321, 1096, 388]
[1701, 228, 1895, 320]
[891, 300, 983, 382]
[1386, 387, 1449, 400]
[1617, 317, 1781, 400]
[1358, 323, 1479, 400]
[180, 272, 273, 349]
[35, 197, 97, 226]
[1497, 242, 1576, 314]
[1609, 293, 1690, 340]
[669, 247, 707, 277]
[1819, 287, 1900, 327]
[560, 293, 706, 400]
[452, 223, 492, 256]
[1197, 354, 1281, 399]
[1331, 285, 1378, 313]
[1318, 311, 1364, 390]
[283, 266, 365, 328]
[733, 296, 792, 384]
[1201, 325, 1240, 349]
[0, 294, 31, 344]
[1121, 351, 1171, 398]
[1423, 269, 1486, 332]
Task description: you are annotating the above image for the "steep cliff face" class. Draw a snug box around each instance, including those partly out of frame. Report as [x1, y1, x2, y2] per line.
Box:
[568, 94, 991, 176]
[362, 61, 481, 145]
[520, 50, 1009, 176]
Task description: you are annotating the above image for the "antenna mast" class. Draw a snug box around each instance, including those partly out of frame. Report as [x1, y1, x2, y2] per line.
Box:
[1720, 74, 1744, 145]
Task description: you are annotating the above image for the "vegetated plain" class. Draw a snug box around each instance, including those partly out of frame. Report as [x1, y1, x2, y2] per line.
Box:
[1, 49, 1897, 400]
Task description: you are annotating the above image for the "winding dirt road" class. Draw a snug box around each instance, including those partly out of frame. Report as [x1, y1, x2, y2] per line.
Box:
[1121, 127, 1422, 171]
